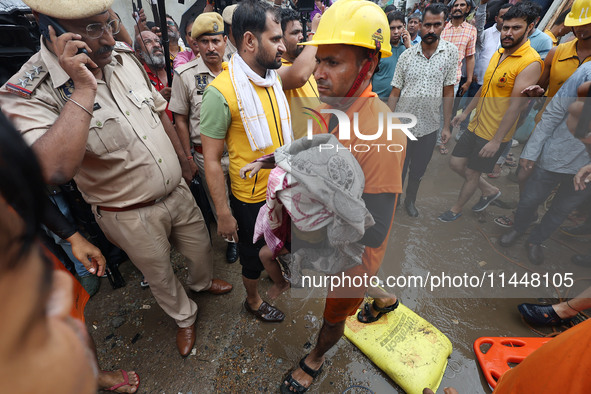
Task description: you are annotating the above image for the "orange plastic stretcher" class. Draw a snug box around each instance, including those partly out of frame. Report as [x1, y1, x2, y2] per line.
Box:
[473, 336, 553, 389]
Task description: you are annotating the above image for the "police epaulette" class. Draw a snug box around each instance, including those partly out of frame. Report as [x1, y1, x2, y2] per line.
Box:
[5, 64, 48, 99]
[114, 41, 134, 53]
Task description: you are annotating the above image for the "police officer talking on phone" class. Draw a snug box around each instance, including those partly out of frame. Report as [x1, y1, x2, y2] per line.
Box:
[0, 0, 233, 357]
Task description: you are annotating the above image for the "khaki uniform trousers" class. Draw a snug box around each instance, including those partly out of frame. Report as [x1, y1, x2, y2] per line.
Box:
[194, 151, 230, 221]
[93, 181, 212, 328]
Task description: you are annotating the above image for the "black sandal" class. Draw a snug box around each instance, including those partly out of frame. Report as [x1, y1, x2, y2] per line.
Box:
[280, 355, 324, 393]
[357, 299, 399, 323]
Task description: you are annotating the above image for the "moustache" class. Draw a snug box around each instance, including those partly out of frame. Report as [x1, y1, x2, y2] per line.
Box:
[97, 45, 114, 55]
[206, 52, 219, 57]
[424, 33, 438, 39]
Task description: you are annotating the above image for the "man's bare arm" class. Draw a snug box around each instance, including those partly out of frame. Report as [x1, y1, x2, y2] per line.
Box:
[174, 113, 192, 157]
[173, 112, 198, 175]
[441, 84, 455, 144]
[493, 62, 542, 142]
[202, 134, 238, 241]
[387, 87, 401, 112]
[33, 28, 97, 185]
[159, 111, 194, 183]
[452, 85, 482, 127]
[277, 14, 321, 90]
[460, 54, 475, 95]
[479, 61, 542, 157]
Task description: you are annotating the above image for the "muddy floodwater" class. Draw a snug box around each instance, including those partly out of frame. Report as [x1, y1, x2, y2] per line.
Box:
[86, 145, 590, 393]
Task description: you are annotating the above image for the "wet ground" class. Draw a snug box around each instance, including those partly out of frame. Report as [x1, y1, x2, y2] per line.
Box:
[86, 143, 591, 393]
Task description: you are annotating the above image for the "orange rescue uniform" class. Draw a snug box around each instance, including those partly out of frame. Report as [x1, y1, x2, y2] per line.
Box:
[318, 85, 407, 323]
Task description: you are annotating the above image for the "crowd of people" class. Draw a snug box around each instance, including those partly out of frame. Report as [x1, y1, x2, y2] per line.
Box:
[1, 0, 590, 392]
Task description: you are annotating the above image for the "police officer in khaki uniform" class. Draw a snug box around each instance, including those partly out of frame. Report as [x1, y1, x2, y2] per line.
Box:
[169, 12, 238, 264]
[222, 4, 238, 62]
[0, 0, 232, 357]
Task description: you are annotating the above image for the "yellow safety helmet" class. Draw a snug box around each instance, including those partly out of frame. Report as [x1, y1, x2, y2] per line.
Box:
[565, 0, 591, 27]
[300, 0, 392, 57]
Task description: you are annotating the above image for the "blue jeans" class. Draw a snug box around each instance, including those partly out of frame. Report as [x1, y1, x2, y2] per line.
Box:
[43, 192, 92, 277]
[513, 166, 591, 245]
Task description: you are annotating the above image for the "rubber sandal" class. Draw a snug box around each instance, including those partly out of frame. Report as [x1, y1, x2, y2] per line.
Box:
[504, 158, 518, 168]
[357, 299, 399, 323]
[439, 145, 449, 155]
[487, 171, 501, 178]
[244, 300, 285, 322]
[471, 190, 501, 212]
[494, 215, 514, 228]
[518, 303, 572, 326]
[280, 355, 324, 393]
[104, 370, 140, 392]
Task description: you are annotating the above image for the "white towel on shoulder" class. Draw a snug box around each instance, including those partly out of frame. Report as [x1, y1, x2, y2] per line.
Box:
[228, 53, 293, 151]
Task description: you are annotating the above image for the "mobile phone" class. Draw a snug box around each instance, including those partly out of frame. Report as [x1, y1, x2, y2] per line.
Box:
[38, 14, 88, 55]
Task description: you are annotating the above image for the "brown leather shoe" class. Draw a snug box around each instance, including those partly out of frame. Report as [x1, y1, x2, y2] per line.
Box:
[176, 324, 196, 357]
[207, 278, 233, 295]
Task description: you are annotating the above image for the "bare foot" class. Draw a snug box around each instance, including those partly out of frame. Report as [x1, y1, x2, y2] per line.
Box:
[282, 354, 325, 392]
[266, 280, 290, 300]
[554, 302, 579, 319]
[98, 370, 139, 393]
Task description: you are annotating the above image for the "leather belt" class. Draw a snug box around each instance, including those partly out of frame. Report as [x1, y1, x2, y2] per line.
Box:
[98, 193, 170, 212]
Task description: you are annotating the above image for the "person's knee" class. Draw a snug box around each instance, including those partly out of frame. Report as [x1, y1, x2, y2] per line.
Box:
[258, 245, 273, 262]
[321, 318, 346, 331]
[449, 157, 464, 174]
[518, 184, 546, 207]
[464, 168, 481, 182]
[242, 266, 262, 280]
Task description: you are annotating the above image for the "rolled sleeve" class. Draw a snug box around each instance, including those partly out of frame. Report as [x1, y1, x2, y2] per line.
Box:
[200, 86, 232, 140]
[466, 30, 477, 57]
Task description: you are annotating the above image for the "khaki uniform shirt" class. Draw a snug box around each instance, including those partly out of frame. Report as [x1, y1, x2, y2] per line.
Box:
[224, 40, 237, 63]
[169, 56, 219, 146]
[0, 40, 182, 208]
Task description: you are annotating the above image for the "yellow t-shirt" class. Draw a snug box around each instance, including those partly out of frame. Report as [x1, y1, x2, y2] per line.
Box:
[547, 39, 590, 98]
[281, 59, 321, 139]
[468, 40, 542, 142]
[535, 39, 590, 124]
[543, 29, 558, 47]
[202, 70, 287, 203]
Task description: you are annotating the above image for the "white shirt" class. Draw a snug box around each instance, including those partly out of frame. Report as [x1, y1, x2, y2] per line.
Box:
[475, 24, 501, 85]
[391, 39, 459, 137]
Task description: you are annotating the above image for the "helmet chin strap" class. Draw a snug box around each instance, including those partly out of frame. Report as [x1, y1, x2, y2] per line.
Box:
[342, 40, 382, 100]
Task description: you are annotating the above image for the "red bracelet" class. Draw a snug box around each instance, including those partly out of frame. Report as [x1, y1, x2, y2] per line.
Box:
[187, 155, 193, 161]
